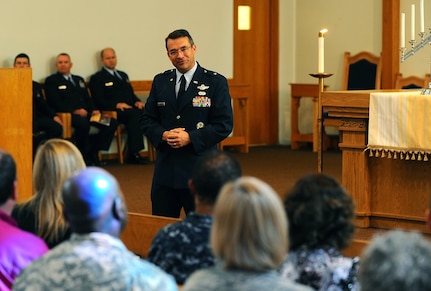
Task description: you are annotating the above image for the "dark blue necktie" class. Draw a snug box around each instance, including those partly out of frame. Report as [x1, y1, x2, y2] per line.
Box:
[178, 75, 186, 99]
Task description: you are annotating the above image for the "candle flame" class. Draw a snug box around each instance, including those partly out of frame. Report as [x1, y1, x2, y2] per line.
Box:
[319, 28, 328, 37]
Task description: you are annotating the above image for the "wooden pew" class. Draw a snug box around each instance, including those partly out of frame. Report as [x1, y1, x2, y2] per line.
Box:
[120, 212, 181, 258]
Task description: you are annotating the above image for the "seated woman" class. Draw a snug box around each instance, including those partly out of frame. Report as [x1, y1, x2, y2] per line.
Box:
[182, 176, 312, 291]
[279, 173, 359, 291]
[12, 139, 86, 248]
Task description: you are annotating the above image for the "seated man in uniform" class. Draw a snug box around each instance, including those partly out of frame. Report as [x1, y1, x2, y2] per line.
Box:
[89, 48, 148, 165]
[13, 53, 63, 154]
[44, 53, 118, 166]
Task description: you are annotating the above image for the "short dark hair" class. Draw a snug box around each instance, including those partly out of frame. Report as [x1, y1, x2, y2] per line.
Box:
[191, 150, 242, 204]
[57, 52, 70, 59]
[14, 53, 30, 64]
[284, 173, 355, 250]
[165, 29, 195, 51]
[0, 149, 16, 205]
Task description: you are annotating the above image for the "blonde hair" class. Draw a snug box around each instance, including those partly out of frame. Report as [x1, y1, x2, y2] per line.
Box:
[25, 139, 86, 243]
[211, 176, 288, 271]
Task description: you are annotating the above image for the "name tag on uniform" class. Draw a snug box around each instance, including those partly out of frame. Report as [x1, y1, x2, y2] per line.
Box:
[157, 102, 166, 107]
[104, 82, 113, 87]
[58, 85, 67, 90]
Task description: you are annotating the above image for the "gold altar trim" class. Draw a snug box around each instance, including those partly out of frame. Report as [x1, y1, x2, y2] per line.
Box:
[367, 91, 431, 162]
[366, 147, 431, 161]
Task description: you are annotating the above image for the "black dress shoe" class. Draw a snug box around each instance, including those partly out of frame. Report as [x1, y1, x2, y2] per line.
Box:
[127, 153, 149, 165]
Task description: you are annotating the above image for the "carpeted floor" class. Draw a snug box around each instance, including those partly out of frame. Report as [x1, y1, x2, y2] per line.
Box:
[102, 145, 342, 214]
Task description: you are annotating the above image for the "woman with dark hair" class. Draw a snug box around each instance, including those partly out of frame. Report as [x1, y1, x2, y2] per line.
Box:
[279, 173, 359, 291]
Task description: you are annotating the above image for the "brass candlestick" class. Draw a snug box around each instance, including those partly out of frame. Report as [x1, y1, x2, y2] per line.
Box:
[309, 73, 333, 173]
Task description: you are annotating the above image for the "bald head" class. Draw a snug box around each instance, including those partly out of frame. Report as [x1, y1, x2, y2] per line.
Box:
[100, 47, 117, 70]
[62, 167, 127, 235]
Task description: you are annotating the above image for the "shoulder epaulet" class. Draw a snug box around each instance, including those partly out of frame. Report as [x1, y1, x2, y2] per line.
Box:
[202, 68, 219, 76]
[162, 69, 175, 75]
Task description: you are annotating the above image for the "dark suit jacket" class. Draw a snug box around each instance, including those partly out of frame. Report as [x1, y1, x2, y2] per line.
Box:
[44, 72, 95, 113]
[141, 64, 233, 188]
[33, 81, 57, 119]
[89, 68, 140, 111]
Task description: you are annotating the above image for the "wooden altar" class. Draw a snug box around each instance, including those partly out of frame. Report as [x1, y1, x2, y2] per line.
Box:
[0, 68, 33, 200]
[322, 90, 431, 234]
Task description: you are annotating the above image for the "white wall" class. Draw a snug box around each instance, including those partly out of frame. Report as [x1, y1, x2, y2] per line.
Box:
[0, 1, 233, 82]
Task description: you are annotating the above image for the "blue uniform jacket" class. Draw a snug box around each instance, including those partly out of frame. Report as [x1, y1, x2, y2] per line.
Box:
[142, 64, 233, 188]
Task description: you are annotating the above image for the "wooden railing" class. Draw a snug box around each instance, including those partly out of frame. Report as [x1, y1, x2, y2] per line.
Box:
[120, 212, 181, 258]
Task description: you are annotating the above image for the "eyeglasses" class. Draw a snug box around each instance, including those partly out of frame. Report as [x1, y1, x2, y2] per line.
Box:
[168, 46, 191, 56]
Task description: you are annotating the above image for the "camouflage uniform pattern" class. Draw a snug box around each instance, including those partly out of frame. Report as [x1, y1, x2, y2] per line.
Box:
[147, 212, 214, 284]
[13, 233, 178, 291]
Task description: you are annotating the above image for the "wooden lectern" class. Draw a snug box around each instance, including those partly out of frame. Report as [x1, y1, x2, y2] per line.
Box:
[322, 90, 431, 234]
[0, 68, 33, 201]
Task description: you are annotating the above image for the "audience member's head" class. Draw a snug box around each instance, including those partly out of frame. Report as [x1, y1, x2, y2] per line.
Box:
[62, 167, 128, 236]
[29, 139, 85, 244]
[0, 149, 49, 290]
[0, 149, 17, 213]
[284, 173, 355, 251]
[13, 53, 30, 68]
[189, 150, 242, 206]
[358, 230, 431, 291]
[211, 176, 288, 271]
[33, 139, 85, 197]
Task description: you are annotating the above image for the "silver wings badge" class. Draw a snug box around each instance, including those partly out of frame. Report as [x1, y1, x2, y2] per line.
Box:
[197, 84, 209, 90]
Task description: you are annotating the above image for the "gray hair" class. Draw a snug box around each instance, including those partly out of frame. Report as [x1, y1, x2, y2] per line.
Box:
[211, 176, 288, 271]
[359, 229, 431, 291]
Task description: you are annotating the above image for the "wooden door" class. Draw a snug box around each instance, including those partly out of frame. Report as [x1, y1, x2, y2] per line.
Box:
[233, 0, 279, 145]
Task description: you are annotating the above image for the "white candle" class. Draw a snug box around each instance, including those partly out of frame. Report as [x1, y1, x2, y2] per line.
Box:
[420, 0, 425, 33]
[318, 29, 327, 73]
[318, 36, 324, 73]
[401, 12, 406, 47]
[411, 4, 415, 40]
